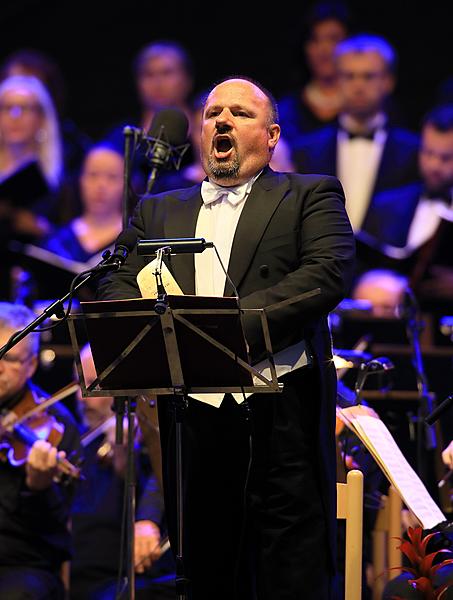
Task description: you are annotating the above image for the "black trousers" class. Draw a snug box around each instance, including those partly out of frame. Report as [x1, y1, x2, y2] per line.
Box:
[0, 567, 64, 600]
[158, 368, 335, 600]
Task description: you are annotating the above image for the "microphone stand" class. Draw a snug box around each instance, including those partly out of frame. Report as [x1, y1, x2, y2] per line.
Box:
[150, 247, 188, 599]
[0, 258, 117, 360]
[401, 289, 437, 483]
[153, 246, 171, 315]
[122, 126, 138, 228]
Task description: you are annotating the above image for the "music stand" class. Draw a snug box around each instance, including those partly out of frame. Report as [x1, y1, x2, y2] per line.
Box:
[68, 294, 286, 600]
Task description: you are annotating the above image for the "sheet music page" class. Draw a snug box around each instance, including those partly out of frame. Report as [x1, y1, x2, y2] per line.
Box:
[353, 415, 445, 529]
[137, 259, 183, 298]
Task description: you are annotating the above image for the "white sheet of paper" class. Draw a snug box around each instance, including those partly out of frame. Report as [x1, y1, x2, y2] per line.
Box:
[137, 259, 183, 298]
[353, 415, 445, 530]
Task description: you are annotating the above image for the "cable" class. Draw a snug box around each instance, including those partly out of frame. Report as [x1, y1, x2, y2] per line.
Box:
[211, 243, 240, 300]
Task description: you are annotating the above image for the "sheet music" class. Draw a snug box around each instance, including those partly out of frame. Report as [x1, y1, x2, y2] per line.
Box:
[137, 259, 183, 298]
[353, 415, 445, 530]
[12, 242, 101, 274]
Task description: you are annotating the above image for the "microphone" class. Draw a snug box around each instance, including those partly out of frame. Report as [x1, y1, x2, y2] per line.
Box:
[139, 108, 190, 193]
[425, 394, 453, 426]
[96, 229, 138, 271]
[146, 108, 189, 166]
[137, 238, 213, 256]
[365, 356, 394, 372]
[354, 356, 394, 402]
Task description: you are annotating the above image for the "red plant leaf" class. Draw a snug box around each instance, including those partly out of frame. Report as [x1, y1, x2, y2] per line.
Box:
[407, 526, 423, 547]
[399, 539, 422, 565]
[430, 557, 453, 578]
[435, 582, 453, 599]
[376, 566, 417, 580]
[420, 551, 445, 576]
[421, 532, 439, 555]
[388, 526, 452, 597]
[408, 576, 436, 599]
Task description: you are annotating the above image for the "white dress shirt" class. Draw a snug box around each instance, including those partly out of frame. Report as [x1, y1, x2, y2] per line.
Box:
[407, 191, 453, 250]
[337, 113, 387, 232]
[195, 173, 261, 297]
[191, 171, 311, 407]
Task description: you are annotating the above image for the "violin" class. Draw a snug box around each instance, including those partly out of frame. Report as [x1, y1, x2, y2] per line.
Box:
[0, 382, 81, 479]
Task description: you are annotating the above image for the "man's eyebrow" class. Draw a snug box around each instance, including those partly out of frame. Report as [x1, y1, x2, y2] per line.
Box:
[205, 103, 255, 113]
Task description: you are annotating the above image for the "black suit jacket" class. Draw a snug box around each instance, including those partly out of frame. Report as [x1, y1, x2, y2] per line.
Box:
[362, 182, 422, 247]
[293, 124, 420, 207]
[356, 183, 453, 285]
[98, 167, 355, 567]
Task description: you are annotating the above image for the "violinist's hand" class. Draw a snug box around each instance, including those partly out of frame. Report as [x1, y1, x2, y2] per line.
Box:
[441, 440, 453, 470]
[25, 440, 65, 491]
[134, 520, 162, 573]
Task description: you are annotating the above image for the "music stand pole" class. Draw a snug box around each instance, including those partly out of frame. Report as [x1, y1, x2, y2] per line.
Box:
[173, 392, 189, 600]
[125, 397, 136, 600]
[121, 127, 138, 599]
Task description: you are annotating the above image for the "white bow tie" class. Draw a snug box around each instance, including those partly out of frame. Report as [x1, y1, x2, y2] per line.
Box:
[201, 179, 249, 206]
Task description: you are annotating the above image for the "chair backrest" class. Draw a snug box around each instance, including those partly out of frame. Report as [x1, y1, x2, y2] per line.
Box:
[337, 469, 364, 600]
[372, 486, 403, 600]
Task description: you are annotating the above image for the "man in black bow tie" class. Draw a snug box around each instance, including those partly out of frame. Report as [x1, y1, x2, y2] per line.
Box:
[293, 34, 419, 234]
[357, 104, 453, 300]
[98, 76, 355, 600]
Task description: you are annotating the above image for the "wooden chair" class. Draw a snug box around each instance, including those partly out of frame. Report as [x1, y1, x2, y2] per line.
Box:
[372, 486, 403, 600]
[337, 469, 364, 600]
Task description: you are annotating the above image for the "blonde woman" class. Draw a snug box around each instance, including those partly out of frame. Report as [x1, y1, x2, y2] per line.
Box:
[0, 74, 63, 238]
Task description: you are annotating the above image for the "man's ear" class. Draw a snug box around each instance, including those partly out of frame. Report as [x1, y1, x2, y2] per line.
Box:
[27, 354, 39, 380]
[383, 72, 395, 95]
[268, 124, 281, 150]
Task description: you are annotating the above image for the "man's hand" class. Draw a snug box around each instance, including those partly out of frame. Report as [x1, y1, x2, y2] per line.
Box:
[25, 439, 65, 491]
[339, 403, 380, 422]
[441, 440, 453, 470]
[134, 520, 162, 573]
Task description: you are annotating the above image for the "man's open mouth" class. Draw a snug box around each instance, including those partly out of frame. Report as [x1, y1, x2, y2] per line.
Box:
[213, 135, 234, 159]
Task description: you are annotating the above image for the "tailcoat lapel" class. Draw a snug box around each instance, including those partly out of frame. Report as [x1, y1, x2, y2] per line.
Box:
[224, 168, 290, 296]
[163, 187, 202, 295]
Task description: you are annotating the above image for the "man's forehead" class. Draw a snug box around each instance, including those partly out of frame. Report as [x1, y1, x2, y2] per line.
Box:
[206, 79, 268, 106]
[338, 51, 386, 69]
[422, 128, 453, 157]
[0, 329, 31, 356]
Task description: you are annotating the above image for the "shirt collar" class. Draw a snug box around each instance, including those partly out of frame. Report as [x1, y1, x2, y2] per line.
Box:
[201, 171, 262, 206]
[338, 112, 387, 139]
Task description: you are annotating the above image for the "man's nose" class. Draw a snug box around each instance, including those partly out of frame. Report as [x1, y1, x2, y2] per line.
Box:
[9, 106, 24, 118]
[215, 108, 232, 128]
[216, 122, 232, 134]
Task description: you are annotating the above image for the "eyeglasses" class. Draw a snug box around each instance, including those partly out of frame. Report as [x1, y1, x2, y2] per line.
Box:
[0, 103, 41, 115]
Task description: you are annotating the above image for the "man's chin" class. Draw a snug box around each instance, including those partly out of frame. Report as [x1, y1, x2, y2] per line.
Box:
[207, 157, 240, 181]
[425, 183, 450, 197]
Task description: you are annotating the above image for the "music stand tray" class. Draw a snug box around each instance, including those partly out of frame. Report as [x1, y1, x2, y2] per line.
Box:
[68, 295, 282, 398]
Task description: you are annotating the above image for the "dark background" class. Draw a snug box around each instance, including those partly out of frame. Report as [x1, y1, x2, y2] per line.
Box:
[1, 0, 451, 138]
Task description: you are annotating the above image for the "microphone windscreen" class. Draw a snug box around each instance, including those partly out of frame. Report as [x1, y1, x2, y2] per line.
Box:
[148, 108, 189, 146]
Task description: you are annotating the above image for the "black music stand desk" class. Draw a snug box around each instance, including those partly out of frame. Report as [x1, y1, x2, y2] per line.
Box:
[68, 295, 282, 600]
